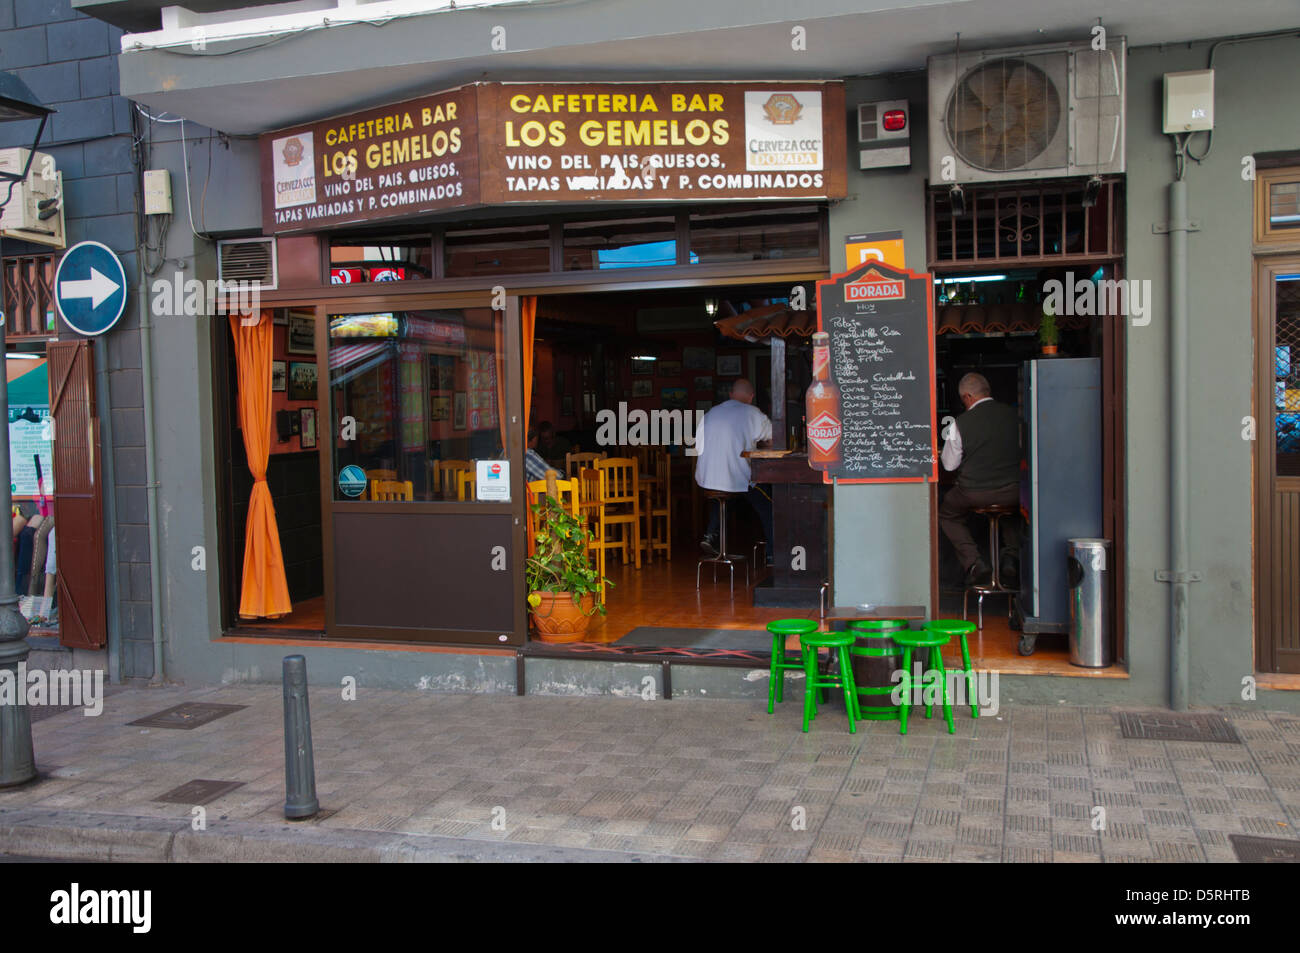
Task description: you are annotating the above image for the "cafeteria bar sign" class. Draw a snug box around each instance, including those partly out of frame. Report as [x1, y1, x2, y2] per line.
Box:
[261, 81, 846, 233]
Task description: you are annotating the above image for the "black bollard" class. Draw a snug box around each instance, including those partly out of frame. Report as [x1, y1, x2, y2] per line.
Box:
[282, 655, 319, 819]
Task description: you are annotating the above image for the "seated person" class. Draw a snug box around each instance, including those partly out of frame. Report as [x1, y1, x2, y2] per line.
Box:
[525, 426, 554, 483]
[694, 378, 774, 562]
[536, 421, 571, 465]
[938, 372, 1021, 587]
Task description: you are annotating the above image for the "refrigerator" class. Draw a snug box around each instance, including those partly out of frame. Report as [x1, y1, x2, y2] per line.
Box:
[1017, 357, 1102, 653]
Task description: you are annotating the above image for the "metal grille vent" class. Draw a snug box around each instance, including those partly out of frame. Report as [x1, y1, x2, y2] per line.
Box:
[217, 237, 277, 289]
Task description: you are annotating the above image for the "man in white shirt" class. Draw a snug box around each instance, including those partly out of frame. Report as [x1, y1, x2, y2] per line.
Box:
[694, 379, 774, 560]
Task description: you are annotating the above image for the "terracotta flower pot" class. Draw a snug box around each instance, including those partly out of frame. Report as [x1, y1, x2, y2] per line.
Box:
[529, 591, 595, 643]
[1040, 344, 1058, 355]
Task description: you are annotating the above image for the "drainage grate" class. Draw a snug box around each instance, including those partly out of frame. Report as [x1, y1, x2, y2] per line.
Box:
[1229, 834, 1300, 863]
[129, 703, 247, 730]
[1117, 712, 1242, 744]
[153, 779, 246, 805]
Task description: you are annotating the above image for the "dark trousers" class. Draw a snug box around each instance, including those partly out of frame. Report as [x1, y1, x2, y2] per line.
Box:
[938, 483, 1020, 571]
[706, 486, 774, 555]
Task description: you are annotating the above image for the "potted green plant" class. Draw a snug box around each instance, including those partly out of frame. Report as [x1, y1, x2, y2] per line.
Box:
[525, 491, 611, 643]
[1038, 304, 1059, 355]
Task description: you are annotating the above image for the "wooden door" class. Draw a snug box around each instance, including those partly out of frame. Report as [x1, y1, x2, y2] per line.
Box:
[47, 340, 107, 649]
[1257, 256, 1300, 673]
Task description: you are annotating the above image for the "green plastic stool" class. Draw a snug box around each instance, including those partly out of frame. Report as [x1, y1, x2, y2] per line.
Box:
[924, 619, 979, 718]
[766, 618, 819, 714]
[847, 619, 910, 720]
[890, 629, 955, 735]
[798, 632, 860, 734]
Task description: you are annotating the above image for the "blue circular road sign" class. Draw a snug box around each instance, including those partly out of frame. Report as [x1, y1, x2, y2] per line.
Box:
[54, 240, 127, 336]
[338, 465, 368, 498]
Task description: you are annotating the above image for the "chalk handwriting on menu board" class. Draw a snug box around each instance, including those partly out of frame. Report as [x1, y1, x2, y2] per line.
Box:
[816, 261, 937, 483]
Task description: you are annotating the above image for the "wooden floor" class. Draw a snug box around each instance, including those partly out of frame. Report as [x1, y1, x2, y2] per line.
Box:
[246, 595, 326, 631]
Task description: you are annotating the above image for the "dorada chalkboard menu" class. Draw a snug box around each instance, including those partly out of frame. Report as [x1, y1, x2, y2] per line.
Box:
[813, 260, 938, 483]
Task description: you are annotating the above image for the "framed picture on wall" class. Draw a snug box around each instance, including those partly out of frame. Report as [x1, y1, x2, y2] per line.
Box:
[431, 395, 451, 421]
[271, 361, 287, 392]
[693, 375, 712, 392]
[299, 408, 317, 449]
[717, 355, 742, 376]
[683, 346, 713, 370]
[631, 358, 655, 376]
[288, 361, 317, 400]
[272, 311, 289, 326]
[631, 379, 653, 398]
[453, 392, 467, 430]
[661, 387, 687, 410]
[657, 361, 682, 378]
[286, 314, 315, 354]
[561, 395, 574, 417]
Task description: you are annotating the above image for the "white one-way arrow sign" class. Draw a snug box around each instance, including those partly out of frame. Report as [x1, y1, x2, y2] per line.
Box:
[60, 267, 120, 309]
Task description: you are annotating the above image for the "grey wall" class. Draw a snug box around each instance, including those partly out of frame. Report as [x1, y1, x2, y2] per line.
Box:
[0, 0, 152, 681]
[827, 73, 933, 614]
[1123, 34, 1300, 708]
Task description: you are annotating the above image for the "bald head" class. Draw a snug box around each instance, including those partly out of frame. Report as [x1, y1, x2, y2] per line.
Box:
[730, 378, 755, 404]
[957, 372, 992, 410]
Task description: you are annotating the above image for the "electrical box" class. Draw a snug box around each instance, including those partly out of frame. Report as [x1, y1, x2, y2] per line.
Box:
[0, 148, 65, 249]
[858, 99, 911, 169]
[143, 169, 172, 215]
[1163, 70, 1214, 133]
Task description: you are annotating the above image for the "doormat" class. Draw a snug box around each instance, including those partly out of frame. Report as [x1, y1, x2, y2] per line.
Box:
[128, 703, 247, 730]
[617, 626, 771, 652]
[1229, 834, 1300, 863]
[153, 779, 246, 806]
[1116, 711, 1242, 744]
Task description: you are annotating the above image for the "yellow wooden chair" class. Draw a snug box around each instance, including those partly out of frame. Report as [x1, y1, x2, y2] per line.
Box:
[593, 457, 641, 570]
[574, 467, 606, 593]
[565, 450, 606, 478]
[366, 467, 397, 497]
[642, 451, 672, 562]
[457, 468, 477, 501]
[437, 459, 471, 499]
[370, 479, 414, 501]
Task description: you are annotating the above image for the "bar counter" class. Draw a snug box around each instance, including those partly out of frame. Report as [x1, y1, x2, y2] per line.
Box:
[744, 451, 829, 608]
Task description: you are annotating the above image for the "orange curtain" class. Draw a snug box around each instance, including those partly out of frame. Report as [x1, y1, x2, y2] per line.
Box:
[230, 310, 292, 618]
[521, 296, 536, 435]
[494, 297, 538, 447]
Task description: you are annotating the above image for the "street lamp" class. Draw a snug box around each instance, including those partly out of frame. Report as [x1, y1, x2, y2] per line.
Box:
[0, 69, 54, 787]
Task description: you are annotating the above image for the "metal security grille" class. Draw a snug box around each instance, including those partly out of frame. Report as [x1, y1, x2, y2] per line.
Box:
[1, 253, 58, 338]
[927, 179, 1122, 267]
[1275, 276, 1300, 476]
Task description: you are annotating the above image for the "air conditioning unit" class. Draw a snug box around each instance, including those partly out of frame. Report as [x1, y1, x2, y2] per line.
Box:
[928, 37, 1125, 184]
[217, 236, 277, 290]
[0, 149, 66, 249]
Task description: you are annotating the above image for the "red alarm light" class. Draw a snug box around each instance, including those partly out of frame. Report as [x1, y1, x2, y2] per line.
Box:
[882, 110, 907, 132]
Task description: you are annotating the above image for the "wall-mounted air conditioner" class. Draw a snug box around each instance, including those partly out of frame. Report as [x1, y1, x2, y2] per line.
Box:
[0, 149, 65, 249]
[928, 37, 1125, 184]
[217, 236, 277, 291]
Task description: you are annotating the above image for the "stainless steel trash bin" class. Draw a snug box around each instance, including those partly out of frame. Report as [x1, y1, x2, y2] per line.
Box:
[1067, 538, 1112, 667]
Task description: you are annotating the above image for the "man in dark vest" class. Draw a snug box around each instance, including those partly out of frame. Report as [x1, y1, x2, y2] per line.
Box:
[939, 372, 1021, 587]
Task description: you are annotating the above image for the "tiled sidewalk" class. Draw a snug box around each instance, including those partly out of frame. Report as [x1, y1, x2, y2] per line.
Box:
[1, 683, 1298, 862]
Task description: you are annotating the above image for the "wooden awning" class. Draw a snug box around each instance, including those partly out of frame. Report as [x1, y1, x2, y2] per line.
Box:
[714, 303, 816, 341]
